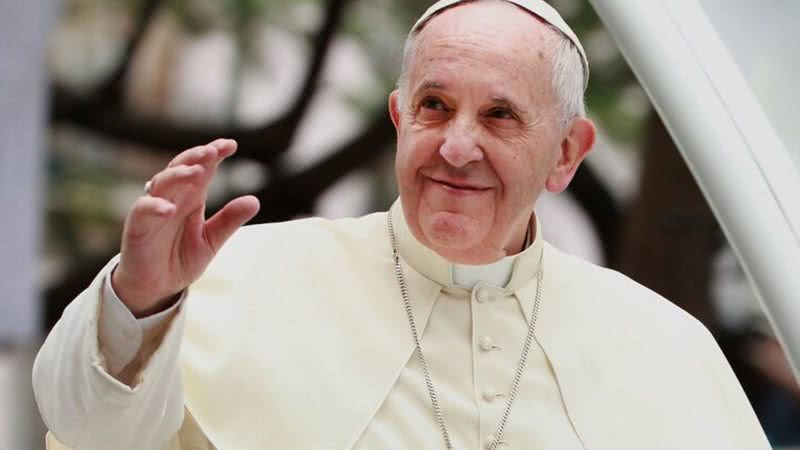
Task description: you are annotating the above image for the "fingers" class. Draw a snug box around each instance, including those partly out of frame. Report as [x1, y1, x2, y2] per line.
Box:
[167, 139, 237, 170]
[202, 195, 260, 253]
[124, 196, 177, 242]
[146, 164, 205, 202]
[144, 138, 237, 207]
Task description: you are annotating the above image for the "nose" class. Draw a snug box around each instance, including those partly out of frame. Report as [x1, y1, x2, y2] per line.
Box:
[439, 120, 484, 168]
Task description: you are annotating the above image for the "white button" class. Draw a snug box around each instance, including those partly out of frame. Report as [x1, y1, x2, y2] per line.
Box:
[479, 336, 496, 351]
[482, 390, 505, 402]
[476, 289, 495, 303]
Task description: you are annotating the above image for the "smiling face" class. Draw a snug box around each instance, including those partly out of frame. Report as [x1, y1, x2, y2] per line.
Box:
[391, 1, 594, 264]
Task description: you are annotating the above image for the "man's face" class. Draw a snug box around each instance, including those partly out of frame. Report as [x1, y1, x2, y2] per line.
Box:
[391, 2, 569, 264]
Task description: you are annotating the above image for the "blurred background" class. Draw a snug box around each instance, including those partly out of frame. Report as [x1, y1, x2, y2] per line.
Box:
[1, 0, 797, 448]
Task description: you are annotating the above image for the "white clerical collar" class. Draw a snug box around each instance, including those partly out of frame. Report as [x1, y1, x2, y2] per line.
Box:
[390, 199, 543, 291]
[451, 257, 516, 289]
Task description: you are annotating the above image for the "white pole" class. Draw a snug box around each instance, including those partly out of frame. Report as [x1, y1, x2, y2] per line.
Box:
[587, 0, 800, 381]
[0, 0, 54, 342]
[0, 0, 57, 448]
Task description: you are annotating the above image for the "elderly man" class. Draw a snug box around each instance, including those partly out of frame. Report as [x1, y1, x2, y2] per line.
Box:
[34, 0, 770, 449]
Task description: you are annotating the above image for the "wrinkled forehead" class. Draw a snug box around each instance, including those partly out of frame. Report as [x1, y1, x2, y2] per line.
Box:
[406, 3, 561, 117]
[410, 0, 589, 90]
[411, 3, 554, 80]
[413, 1, 555, 52]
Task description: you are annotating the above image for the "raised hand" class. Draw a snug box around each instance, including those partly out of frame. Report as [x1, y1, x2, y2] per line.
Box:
[111, 139, 260, 317]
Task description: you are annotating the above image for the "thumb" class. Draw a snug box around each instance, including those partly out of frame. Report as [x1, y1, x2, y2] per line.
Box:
[202, 195, 260, 254]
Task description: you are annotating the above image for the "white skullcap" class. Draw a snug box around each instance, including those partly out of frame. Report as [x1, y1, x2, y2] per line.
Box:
[410, 0, 590, 90]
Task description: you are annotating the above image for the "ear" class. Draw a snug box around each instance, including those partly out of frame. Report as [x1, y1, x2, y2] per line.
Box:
[389, 90, 402, 134]
[545, 118, 596, 193]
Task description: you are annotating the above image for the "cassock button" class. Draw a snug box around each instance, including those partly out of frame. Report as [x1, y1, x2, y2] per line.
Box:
[479, 336, 496, 352]
[482, 390, 505, 402]
[476, 289, 495, 303]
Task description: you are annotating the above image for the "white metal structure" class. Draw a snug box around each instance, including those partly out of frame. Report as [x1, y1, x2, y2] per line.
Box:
[0, 0, 49, 342]
[587, 0, 800, 381]
[0, 1, 57, 448]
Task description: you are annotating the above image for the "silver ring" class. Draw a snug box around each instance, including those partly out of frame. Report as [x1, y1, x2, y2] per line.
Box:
[144, 180, 153, 195]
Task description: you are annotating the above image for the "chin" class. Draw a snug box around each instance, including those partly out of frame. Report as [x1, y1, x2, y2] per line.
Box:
[421, 210, 486, 252]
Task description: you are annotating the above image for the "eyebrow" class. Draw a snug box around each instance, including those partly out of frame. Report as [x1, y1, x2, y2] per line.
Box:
[490, 95, 528, 119]
[490, 95, 519, 111]
[412, 83, 529, 118]
[415, 81, 446, 93]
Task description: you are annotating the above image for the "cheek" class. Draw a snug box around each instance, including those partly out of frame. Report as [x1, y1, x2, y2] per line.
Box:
[492, 149, 546, 201]
[395, 143, 419, 185]
[396, 133, 438, 181]
[395, 144, 425, 204]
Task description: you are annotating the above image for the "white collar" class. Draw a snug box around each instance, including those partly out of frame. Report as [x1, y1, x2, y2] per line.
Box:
[391, 199, 542, 291]
[450, 256, 517, 289]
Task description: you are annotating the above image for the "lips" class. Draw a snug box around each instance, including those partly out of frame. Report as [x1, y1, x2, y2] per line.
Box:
[429, 176, 491, 192]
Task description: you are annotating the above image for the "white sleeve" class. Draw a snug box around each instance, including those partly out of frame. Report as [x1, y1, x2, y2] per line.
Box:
[98, 266, 184, 377]
[32, 256, 188, 450]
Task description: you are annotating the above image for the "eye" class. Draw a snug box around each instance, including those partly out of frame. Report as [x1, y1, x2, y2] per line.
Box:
[420, 96, 448, 111]
[486, 108, 515, 120]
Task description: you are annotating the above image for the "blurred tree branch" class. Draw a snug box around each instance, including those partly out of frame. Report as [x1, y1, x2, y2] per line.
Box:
[94, 0, 163, 106]
[54, 0, 164, 114]
[44, 0, 407, 328]
[616, 113, 721, 328]
[51, 0, 353, 167]
[568, 164, 621, 265]
[253, 109, 394, 222]
[44, 110, 396, 328]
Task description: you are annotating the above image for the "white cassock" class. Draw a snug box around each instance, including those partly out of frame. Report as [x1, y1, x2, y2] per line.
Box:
[34, 201, 771, 450]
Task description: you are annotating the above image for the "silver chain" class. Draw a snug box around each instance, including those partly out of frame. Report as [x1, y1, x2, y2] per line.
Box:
[387, 214, 544, 450]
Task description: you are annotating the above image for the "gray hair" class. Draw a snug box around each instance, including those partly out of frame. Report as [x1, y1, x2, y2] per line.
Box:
[396, 2, 587, 129]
